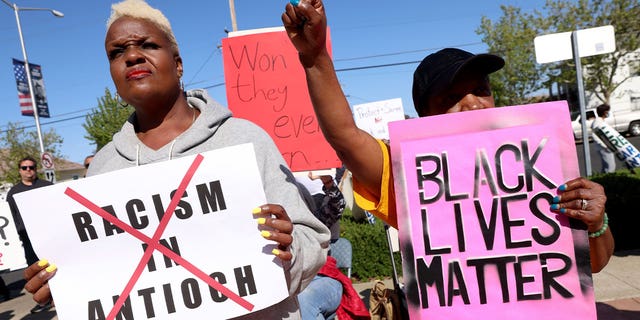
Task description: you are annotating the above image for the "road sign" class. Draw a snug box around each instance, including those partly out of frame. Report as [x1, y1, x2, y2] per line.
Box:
[43, 169, 56, 183]
[41, 152, 54, 170]
[533, 25, 616, 176]
[534, 25, 615, 64]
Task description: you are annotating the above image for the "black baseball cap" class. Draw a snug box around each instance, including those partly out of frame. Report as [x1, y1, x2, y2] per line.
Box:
[412, 48, 505, 115]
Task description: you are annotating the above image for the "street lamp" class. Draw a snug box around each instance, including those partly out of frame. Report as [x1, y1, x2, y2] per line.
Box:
[1, 0, 63, 155]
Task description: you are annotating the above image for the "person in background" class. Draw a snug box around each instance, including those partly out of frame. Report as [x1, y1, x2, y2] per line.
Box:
[82, 154, 94, 177]
[590, 104, 616, 173]
[295, 171, 328, 218]
[307, 171, 344, 241]
[281, 0, 613, 273]
[0, 276, 9, 303]
[22, 1, 329, 319]
[5, 156, 53, 312]
[296, 171, 369, 320]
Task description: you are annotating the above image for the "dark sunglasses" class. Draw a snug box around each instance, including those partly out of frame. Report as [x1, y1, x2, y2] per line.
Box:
[20, 165, 36, 171]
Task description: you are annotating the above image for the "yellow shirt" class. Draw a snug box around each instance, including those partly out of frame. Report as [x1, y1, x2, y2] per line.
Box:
[352, 139, 398, 228]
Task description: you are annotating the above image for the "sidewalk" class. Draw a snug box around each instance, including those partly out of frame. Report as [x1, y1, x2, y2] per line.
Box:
[1, 250, 639, 319]
[351, 249, 640, 320]
[591, 249, 640, 319]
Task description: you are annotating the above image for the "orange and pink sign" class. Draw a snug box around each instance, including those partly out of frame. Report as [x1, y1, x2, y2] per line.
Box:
[389, 101, 596, 319]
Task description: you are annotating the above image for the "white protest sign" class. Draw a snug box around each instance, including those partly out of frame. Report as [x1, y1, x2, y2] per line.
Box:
[353, 98, 405, 140]
[593, 121, 640, 168]
[0, 201, 27, 271]
[14, 144, 289, 319]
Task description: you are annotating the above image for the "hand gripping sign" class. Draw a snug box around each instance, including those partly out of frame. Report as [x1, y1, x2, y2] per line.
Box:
[14, 144, 288, 320]
[389, 101, 596, 320]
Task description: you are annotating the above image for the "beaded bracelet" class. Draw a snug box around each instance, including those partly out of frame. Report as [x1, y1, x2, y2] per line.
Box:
[588, 213, 609, 238]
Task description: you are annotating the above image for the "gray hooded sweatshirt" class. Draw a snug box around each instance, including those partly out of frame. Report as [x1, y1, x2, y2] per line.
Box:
[88, 89, 330, 319]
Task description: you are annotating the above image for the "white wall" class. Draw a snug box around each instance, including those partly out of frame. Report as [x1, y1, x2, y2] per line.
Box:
[586, 50, 640, 112]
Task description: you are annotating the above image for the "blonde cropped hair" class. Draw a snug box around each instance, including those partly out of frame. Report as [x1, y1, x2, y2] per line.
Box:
[106, 0, 179, 54]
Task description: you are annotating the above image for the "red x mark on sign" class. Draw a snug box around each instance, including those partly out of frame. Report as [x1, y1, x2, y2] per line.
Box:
[64, 154, 254, 320]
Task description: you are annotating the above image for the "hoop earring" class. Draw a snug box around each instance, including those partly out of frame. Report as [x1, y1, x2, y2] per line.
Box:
[181, 81, 185, 93]
[115, 92, 130, 108]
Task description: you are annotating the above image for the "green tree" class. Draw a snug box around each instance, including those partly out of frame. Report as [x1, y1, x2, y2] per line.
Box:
[83, 88, 134, 151]
[0, 123, 63, 183]
[542, 0, 640, 104]
[477, 0, 640, 106]
[477, 6, 546, 106]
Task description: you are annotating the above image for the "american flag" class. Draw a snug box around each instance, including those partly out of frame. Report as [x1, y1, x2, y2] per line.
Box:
[12, 58, 50, 117]
[18, 93, 33, 113]
[13, 59, 34, 115]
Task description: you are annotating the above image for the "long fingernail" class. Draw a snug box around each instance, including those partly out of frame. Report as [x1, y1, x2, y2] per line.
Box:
[558, 184, 567, 191]
[560, 208, 566, 214]
[257, 217, 266, 225]
[552, 196, 561, 203]
[45, 264, 57, 273]
[252, 207, 262, 214]
[550, 204, 559, 210]
[290, 0, 300, 6]
[261, 230, 271, 239]
[37, 259, 49, 267]
[272, 248, 281, 256]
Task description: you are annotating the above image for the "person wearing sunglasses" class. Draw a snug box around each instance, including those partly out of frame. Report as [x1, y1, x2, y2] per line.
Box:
[5, 156, 53, 313]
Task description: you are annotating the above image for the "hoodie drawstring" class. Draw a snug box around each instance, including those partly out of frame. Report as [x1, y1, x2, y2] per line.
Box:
[168, 139, 177, 160]
[135, 144, 140, 166]
[133, 139, 177, 166]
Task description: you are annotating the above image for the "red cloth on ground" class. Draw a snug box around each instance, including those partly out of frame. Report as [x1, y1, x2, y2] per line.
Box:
[318, 256, 371, 320]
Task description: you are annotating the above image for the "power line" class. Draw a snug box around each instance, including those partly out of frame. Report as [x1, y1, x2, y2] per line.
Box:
[202, 82, 226, 89]
[1, 56, 424, 131]
[0, 114, 87, 133]
[0, 107, 93, 129]
[2, 57, 421, 131]
[200, 57, 427, 88]
[334, 42, 483, 62]
[2, 43, 484, 129]
[53, 107, 94, 118]
[336, 60, 421, 72]
[186, 47, 222, 88]
[196, 42, 489, 89]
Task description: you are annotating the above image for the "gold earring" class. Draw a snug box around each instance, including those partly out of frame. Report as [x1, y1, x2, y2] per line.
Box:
[115, 92, 130, 108]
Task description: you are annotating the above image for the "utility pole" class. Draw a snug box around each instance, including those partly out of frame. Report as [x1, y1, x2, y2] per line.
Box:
[228, 0, 238, 32]
[571, 31, 592, 176]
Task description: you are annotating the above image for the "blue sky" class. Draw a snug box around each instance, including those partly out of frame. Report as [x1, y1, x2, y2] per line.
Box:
[0, 0, 553, 164]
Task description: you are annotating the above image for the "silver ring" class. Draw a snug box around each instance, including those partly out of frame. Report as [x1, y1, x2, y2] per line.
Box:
[580, 199, 588, 210]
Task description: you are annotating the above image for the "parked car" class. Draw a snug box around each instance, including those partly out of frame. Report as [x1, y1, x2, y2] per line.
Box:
[572, 108, 640, 140]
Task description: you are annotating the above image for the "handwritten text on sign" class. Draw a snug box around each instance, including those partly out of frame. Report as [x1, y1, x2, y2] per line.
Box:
[353, 98, 405, 140]
[15, 144, 289, 320]
[222, 27, 341, 171]
[389, 102, 596, 319]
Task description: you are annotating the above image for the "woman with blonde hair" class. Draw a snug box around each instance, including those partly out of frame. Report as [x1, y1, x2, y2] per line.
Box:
[23, 1, 329, 318]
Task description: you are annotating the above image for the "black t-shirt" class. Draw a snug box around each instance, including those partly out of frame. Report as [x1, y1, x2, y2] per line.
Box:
[6, 178, 53, 232]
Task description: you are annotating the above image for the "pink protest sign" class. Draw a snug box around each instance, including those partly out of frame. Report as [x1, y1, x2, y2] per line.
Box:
[389, 101, 596, 319]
